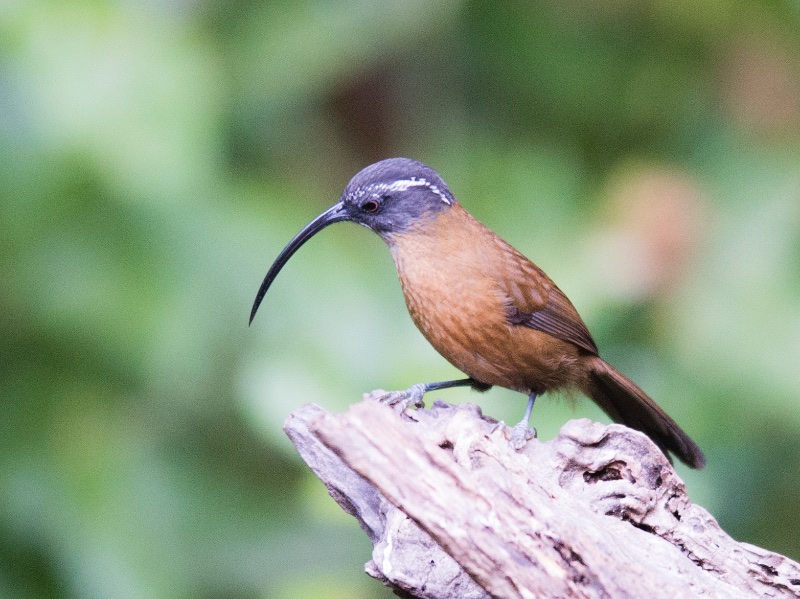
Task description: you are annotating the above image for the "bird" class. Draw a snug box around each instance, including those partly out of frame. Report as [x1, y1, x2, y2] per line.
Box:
[250, 157, 706, 469]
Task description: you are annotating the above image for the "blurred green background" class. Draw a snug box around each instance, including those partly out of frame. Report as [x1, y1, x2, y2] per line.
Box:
[2, 0, 800, 597]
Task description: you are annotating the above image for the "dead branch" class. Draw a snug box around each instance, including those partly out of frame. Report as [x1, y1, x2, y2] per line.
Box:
[283, 399, 800, 599]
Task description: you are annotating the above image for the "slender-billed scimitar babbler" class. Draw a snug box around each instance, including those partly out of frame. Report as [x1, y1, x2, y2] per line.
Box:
[250, 158, 705, 469]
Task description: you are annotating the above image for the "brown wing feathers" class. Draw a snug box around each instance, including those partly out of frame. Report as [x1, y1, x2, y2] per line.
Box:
[499, 242, 598, 355]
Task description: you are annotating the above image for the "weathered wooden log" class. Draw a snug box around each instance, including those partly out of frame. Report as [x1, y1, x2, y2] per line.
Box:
[283, 399, 800, 598]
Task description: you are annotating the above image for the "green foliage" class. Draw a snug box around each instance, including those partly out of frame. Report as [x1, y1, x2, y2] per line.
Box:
[2, 0, 799, 597]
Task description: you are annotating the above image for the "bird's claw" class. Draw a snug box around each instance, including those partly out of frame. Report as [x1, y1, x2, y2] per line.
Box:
[364, 383, 426, 413]
[508, 421, 536, 450]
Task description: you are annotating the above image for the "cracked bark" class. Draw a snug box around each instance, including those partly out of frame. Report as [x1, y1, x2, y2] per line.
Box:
[283, 399, 800, 599]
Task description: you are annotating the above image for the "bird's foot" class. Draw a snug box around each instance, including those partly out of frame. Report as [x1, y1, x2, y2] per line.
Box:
[364, 383, 426, 414]
[508, 420, 536, 450]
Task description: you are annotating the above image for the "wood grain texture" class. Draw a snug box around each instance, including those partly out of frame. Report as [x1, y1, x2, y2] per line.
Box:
[284, 399, 800, 598]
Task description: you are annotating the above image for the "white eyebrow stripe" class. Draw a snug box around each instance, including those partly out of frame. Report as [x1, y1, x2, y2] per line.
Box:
[372, 178, 452, 205]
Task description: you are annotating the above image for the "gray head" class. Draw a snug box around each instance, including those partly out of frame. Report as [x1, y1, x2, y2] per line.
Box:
[250, 158, 455, 323]
[340, 157, 455, 236]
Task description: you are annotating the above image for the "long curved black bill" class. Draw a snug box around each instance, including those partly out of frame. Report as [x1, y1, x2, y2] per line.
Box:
[250, 201, 349, 325]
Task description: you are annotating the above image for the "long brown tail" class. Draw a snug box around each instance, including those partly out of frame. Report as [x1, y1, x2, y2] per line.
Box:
[585, 358, 706, 469]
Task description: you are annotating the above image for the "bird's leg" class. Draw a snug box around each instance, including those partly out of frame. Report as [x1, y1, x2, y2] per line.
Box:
[364, 378, 478, 413]
[509, 391, 538, 449]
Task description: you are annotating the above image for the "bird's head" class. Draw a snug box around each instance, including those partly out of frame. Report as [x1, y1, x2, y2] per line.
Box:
[249, 158, 456, 323]
[339, 157, 455, 236]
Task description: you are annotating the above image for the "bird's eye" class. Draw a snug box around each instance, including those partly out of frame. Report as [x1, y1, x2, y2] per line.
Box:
[362, 199, 380, 213]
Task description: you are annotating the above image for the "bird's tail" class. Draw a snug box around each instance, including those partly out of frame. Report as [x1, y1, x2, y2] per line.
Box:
[585, 358, 706, 469]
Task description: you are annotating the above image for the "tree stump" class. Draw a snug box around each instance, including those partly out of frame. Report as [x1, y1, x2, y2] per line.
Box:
[283, 399, 800, 598]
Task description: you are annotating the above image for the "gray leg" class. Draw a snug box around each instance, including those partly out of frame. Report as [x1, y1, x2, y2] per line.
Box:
[509, 391, 537, 449]
[364, 378, 479, 412]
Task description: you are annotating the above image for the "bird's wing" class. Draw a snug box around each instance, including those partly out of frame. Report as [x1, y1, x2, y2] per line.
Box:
[499, 243, 599, 355]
